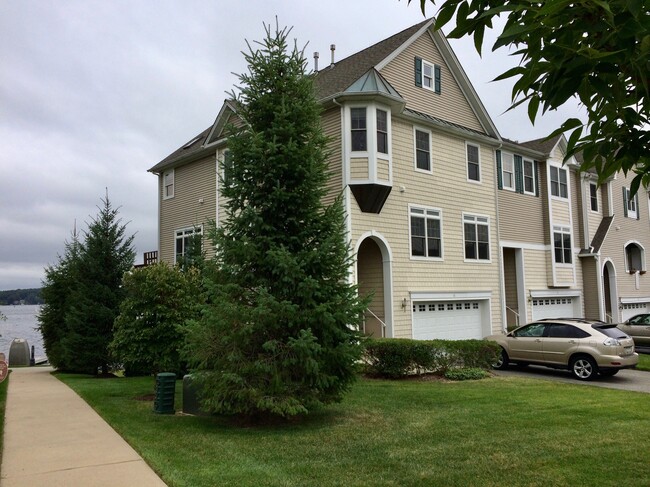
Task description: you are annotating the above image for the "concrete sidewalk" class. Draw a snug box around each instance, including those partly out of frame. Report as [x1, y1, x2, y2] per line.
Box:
[0, 366, 167, 487]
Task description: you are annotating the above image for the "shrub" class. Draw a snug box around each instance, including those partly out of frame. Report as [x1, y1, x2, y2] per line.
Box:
[444, 367, 490, 381]
[363, 338, 500, 379]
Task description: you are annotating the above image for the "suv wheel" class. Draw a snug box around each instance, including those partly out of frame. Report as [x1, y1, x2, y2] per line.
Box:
[493, 348, 509, 370]
[570, 356, 598, 381]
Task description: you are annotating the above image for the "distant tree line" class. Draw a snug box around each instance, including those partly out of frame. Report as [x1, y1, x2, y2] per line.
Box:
[0, 288, 43, 305]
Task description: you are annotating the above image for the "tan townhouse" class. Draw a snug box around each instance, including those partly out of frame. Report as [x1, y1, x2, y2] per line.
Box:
[148, 18, 649, 340]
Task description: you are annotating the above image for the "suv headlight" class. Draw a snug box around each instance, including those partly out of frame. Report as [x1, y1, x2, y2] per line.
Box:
[603, 338, 622, 347]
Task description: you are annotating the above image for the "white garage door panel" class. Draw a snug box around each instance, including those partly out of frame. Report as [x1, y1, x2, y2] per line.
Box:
[412, 301, 483, 340]
[531, 297, 574, 321]
[621, 303, 650, 321]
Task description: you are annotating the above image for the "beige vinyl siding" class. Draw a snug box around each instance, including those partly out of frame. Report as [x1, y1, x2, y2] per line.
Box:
[582, 258, 600, 320]
[498, 190, 545, 243]
[586, 182, 603, 245]
[350, 117, 502, 338]
[572, 173, 585, 247]
[159, 155, 217, 264]
[555, 266, 574, 285]
[358, 239, 385, 337]
[380, 34, 484, 132]
[377, 157, 390, 180]
[350, 158, 369, 179]
[551, 199, 571, 223]
[600, 174, 650, 299]
[321, 107, 343, 206]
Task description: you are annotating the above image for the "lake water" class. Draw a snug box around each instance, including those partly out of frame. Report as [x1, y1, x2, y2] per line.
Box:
[0, 305, 45, 361]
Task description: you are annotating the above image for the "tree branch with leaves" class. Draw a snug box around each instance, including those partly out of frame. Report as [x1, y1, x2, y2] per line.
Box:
[409, 0, 649, 193]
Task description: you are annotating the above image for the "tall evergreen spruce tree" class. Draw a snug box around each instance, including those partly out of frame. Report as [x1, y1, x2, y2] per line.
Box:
[62, 196, 135, 374]
[185, 23, 366, 419]
[38, 229, 83, 371]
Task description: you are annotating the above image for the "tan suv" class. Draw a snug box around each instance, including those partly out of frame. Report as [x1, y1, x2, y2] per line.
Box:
[487, 318, 638, 380]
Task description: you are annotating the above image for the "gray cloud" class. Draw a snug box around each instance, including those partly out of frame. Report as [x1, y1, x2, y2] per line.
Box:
[0, 0, 583, 291]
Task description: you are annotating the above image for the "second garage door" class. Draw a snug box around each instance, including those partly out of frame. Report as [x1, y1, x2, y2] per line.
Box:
[412, 300, 484, 340]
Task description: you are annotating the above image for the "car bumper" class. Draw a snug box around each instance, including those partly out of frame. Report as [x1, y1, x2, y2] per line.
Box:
[596, 352, 639, 369]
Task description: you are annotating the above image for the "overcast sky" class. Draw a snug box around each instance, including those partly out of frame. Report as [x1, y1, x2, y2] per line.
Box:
[0, 0, 582, 291]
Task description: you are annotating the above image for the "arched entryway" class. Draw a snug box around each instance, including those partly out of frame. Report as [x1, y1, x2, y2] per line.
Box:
[602, 260, 617, 323]
[356, 233, 393, 338]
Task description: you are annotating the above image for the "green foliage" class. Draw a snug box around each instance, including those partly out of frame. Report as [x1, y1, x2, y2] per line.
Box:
[443, 367, 490, 381]
[185, 22, 366, 419]
[363, 338, 500, 378]
[111, 263, 202, 376]
[40, 196, 135, 374]
[38, 230, 83, 370]
[411, 0, 650, 191]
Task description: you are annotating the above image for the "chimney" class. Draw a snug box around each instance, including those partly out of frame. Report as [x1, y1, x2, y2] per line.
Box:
[314, 51, 319, 72]
[330, 44, 336, 67]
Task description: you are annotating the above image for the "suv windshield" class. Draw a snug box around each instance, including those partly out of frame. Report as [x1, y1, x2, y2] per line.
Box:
[593, 324, 629, 339]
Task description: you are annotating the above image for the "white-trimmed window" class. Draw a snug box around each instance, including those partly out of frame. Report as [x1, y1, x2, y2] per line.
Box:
[415, 57, 441, 94]
[351, 107, 367, 152]
[463, 214, 490, 261]
[377, 109, 388, 154]
[589, 183, 598, 212]
[175, 226, 203, 263]
[550, 166, 568, 198]
[410, 206, 442, 259]
[414, 128, 431, 172]
[523, 159, 536, 195]
[163, 169, 174, 199]
[501, 152, 515, 190]
[625, 242, 644, 272]
[623, 187, 638, 219]
[553, 226, 572, 264]
[466, 143, 481, 182]
[221, 150, 233, 187]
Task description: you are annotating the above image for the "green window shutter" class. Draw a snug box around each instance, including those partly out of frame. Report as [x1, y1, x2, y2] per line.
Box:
[534, 161, 540, 196]
[514, 155, 523, 194]
[623, 187, 628, 217]
[496, 150, 503, 190]
[636, 194, 640, 220]
[434, 64, 441, 94]
[415, 57, 422, 87]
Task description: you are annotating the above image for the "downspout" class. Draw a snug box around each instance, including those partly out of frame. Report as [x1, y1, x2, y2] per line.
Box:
[332, 97, 353, 284]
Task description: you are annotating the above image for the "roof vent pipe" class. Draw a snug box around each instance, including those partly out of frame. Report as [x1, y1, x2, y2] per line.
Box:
[330, 44, 336, 67]
[314, 52, 319, 72]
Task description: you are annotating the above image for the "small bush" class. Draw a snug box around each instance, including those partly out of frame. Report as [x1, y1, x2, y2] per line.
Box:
[363, 338, 500, 379]
[444, 367, 490, 381]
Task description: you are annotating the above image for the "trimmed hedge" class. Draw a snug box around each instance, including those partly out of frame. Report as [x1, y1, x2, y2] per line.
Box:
[363, 338, 500, 379]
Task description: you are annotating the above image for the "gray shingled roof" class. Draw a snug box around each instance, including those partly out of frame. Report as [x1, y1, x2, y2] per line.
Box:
[313, 18, 431, 100]
[149, 126, 211, 173]
[518, 135, 563, 155]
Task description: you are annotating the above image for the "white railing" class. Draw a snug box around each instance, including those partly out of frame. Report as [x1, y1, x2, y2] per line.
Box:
[505, 306, 520, 330]
[363, 309, 387, 338]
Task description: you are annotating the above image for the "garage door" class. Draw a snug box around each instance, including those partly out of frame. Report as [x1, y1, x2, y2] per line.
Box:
[531, 297, 575, 320]
[621, 302, 650, 321]
[412, 301, 483, 340]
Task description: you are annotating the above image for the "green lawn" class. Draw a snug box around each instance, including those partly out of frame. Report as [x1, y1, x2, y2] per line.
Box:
[57, 372, 650, 487]
[636, 352, 650, 371]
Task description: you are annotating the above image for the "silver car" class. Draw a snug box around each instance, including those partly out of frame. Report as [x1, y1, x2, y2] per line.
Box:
[617, 314, 650, 346]
[487, 318, 638, 380]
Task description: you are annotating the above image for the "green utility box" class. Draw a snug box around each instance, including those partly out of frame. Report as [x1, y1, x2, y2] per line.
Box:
[153, 372, 176, 414]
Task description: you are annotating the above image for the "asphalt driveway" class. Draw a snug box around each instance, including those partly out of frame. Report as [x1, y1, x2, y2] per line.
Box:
[493, 366, 650, 393]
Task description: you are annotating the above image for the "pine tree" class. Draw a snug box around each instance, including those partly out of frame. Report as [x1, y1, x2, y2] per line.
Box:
[62, 196, 135, 374]
[185, 22, 366, 419]
[38, 228, 83, 370]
